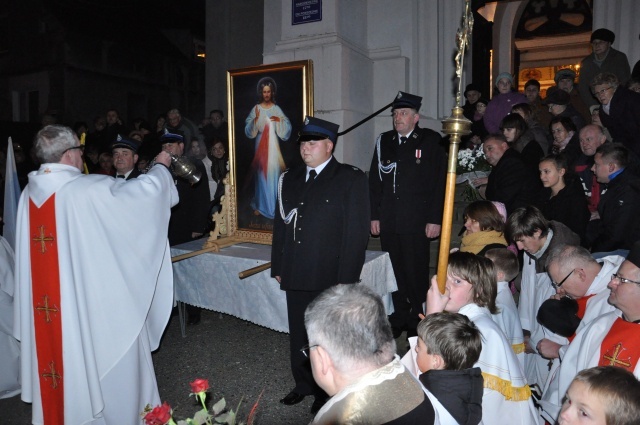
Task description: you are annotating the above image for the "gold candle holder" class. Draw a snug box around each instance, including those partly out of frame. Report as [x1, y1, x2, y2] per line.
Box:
[437, 0, 474, 294]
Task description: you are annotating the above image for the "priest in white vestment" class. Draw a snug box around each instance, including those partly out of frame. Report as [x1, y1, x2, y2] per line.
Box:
[0, 235, 20, 399]
[13, 125, 178, 424]
[539, 243, 640, 423]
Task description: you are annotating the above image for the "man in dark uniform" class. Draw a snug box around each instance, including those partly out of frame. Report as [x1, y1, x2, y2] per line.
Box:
[369, 91, 446, 338]
[271, 116, 370, 414]
[160, 128, 210, 324]
[111, 134, 142, 180]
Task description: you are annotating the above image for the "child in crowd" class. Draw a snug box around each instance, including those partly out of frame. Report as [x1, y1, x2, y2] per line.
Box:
[484, 248, 525, 368]
[425, 251, 539, 425]
[416, 312, 484, 425]
[558, 366, 640, 425]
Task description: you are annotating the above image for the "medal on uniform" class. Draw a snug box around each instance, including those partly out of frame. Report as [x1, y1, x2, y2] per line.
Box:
[415, 149, 422, 164]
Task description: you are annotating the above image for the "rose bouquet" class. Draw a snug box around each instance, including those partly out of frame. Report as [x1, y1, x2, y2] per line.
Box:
[455, 145, 491, 201]
[143, 379, 260, 425]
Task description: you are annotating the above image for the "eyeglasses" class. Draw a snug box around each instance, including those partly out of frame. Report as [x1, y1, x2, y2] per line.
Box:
[592, 87, 613, 97]
[611, 273, 640, 286]
[551, 269, 574, 289]
[300, 344, 319, 358]
[63, 145, 84, 154]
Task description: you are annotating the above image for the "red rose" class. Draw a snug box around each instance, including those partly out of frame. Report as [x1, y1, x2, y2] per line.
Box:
[144, 402, 172, 425]
[190, 378, 210, 394]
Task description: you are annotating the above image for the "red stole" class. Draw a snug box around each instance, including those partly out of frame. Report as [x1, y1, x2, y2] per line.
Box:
[598, 318, 640, 372]
[30, 196, 64, 424]
[568, 294, 594, 342]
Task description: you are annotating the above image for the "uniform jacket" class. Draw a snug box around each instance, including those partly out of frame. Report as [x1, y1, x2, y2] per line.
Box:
[125, 168, 142, 180]
[168, 158, 210, 245]
[271, 157, 370, 292]
[369, 126, 446, 234]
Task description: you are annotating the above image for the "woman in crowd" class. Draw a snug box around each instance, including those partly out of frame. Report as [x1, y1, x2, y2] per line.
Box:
[538, 154, 590, 244]
[500, 113, 545, 172]
[511, 102, 550, 154]
[549, 116, 581, 166]
[483, 72, 528, 134]
[459, 200, 508, 256]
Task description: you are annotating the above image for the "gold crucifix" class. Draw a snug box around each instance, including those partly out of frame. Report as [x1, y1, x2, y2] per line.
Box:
[32, 225, 55, 254]
[42, 361, 62, 389]
[603, 342, 632, 368]
[35, 295, 59, 323]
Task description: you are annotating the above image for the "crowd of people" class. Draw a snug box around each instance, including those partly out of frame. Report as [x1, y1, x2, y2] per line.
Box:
[3, 24, 640, 425]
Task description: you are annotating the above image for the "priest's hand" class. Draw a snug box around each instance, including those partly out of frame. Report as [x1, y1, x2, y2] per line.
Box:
[425, 275, 449, 315]
[155, 151, 172, 167]
[537, 338, 561, 360]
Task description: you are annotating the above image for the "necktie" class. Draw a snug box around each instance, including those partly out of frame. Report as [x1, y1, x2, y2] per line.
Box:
[400, 136, 408, 144]
[306, 169, 317, 183]
[116, 175, 125, 179]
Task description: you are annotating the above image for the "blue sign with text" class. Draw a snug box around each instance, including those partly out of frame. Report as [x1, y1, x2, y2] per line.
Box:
[292, 0, 322, 25]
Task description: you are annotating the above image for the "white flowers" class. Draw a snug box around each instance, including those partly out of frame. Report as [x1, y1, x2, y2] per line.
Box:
[457, 145, 488, 173]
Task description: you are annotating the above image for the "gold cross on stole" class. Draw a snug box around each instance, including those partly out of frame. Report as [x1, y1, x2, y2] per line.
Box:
[32, 225, 55, 254]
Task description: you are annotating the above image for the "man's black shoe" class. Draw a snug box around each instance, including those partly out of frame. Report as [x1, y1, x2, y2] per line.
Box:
[310, 396, 327, 414]
[280, 391, 306, 405]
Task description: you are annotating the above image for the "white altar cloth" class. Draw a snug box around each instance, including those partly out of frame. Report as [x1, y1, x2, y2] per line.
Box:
[171, 240, 397, 335]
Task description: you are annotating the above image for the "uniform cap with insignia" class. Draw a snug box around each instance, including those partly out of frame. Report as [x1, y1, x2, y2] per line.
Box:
[392, 91, 422, 111]
[111, 134, 139, 152]
[297, 116, 340, 144]
[159, 127, 185, 144]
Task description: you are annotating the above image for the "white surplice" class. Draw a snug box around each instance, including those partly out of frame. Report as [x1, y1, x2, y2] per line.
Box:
[460, 304, 541, 425]
[492, 281, 525, 370]
[539, 309, 640, 423]
[519, 254, 566, 388]
[0, 236, 20, 399]
[13, 163, 178, 424]
[403, 305, 541, 425]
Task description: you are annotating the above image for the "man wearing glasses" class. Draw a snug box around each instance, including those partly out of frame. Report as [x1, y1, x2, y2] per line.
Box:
[369, 91, 446, 340]
[13, 125, 177, 424]
[304, 284, 435, 424]
[505, 206, 580, 389]
[591, 72, 640, 159]
[578, 28, 631, 108]
[535, 244, 623, 366]
[539, 241, 640, 423]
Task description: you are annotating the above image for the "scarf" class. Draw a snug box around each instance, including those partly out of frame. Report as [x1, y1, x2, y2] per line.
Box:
[460, 230, 507, 254]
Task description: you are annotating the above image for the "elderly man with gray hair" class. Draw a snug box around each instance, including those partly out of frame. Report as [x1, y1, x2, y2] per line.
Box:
[305, 284, 435, 424]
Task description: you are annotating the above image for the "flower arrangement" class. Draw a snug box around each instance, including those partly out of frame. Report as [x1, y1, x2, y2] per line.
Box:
[456, 145, 491, 174]
[456, 145, 491, 201]
[143, 379, 260, 425]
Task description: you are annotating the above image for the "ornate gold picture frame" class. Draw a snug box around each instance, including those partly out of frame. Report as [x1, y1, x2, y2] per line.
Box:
[226, 60, 314, 244]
